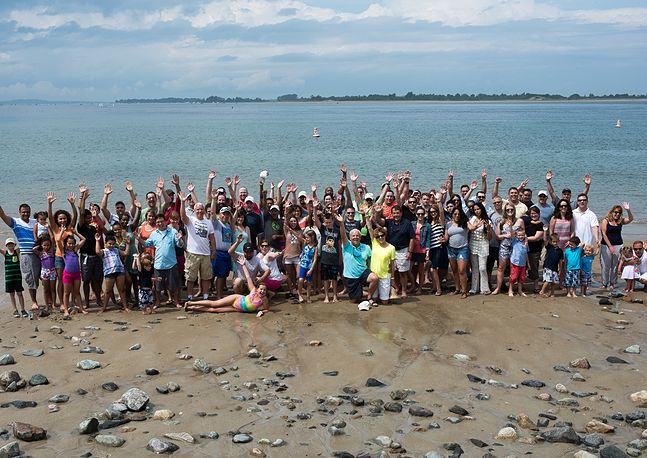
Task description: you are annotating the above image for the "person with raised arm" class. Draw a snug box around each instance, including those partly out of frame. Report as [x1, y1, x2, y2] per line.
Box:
[179, 190, 216, 302]
[599, 202, 633, 290]
[0, 201, 40, 313]
[335, 211, 378, 303]
[491, 177, 528, 219]
[545, 170, 591, 209]
[77, 184, 104, 309]
[100, 182, 134, 226]
[184, 257, 270, 316]
[210, 194, 234, 299]
[46, 191, 78, 308]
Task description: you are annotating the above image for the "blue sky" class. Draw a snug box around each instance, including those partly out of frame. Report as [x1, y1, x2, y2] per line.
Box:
[1, 0, 646, 100]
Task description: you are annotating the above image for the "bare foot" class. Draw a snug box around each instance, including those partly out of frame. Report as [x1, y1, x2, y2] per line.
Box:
[332, 297, 339, 303]
[323, 297, 330, 303]
[491, 289, 500, 295]
[508, 291, 514, 297]
[520, 292, 527, 297]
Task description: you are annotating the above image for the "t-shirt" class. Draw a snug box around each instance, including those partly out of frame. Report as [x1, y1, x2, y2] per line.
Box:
[488, 211, 503, 248]
[264, 216, 284, 251]
[502, 199, 528, 220]
[342, 241, 371, 278]
[638, 251, 647, 275]
[543, 244, 564, 271]
[139, 267, 153, 288]
[564, 246, 583, 271]
[185, 216, 214, 256]
[573, 208, 599, 246]
[234, 255, 267, 280]
[446, 222, 468, 249]
[522, 216, 544, 253]
[245, 211, 263, 245]
[10, 217, 36, 253]
[144, 227, 179, 270]
[386, 218, 415, 250]
[581, 255, 594, 276]
[319, 224, 341, 266]
[299, 244, 316, 270]
[370, 239, 396, 278]
[213, 219, 233, 251]
[510, 238, 529, 266]
[77, 223, 98, 255]
[537, 203, 554, 228]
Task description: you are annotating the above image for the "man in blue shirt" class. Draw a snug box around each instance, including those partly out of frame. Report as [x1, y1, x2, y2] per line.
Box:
[143, 214, 184, 308]
[0, 203, 40, 313]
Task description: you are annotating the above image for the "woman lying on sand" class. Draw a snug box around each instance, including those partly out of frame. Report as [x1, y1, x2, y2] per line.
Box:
[184, 256, 269, 316]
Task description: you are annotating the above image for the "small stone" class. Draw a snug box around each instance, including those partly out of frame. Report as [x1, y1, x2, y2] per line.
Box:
[102, 382, 119, 391]
[470, 438, 488, 447]
[146, 438, 179, 454]
[247, 349, 261, 358]
[384, 402, 402, 412]
[1, 400, 37, 409]
[537, 418, 550, 427]
[449, 405, 469, 416]
[453, 353, 471, 361]
[625, 345, 641, 354]
[128, 343, 141, 351]
[539, 426, 581, 444]
[120, 387, 149, 411]
[145, 368, 159, 376]
[79, 346, 104, 354]
[626, 447, 641, 457]
[0, 355, 15, 366]
[361, 349, 374, 356]
[409, 406, 434, 417]
[554, 364, 572, 373]
[556, 383, 569, 393]
[522, 379, 546, 388]
[0, 441, 21, 457]
[536, 393, 552, 401]
[445, 416, 462, 424]
[164, 432, 195, 443]
[232, 433, 253, 443]
[628, 439, 647, 450]
[630, 391, 647, 404]
[600, 445, 629, 458]
[495, 427, 518, 440]
[575, 451, 598, 458]
[476, 393, 491, 400]
[572, 372, 586, 381]
[374, 435, 392, 446]
[76, 388, 88, 395]
[29, 374, 49, 386]
[586, 419, 615, 434]
[167, 381, 180, 392]
[328, 426, 344, 436]
[193, 358, 211, 373]
[642, 429, 647, 438]
[556, 397, 579, 407]
[366, 377, 386, 387]
[390, 390, 408, 401]
[11, 422, 47, 441]
[213, 367, 227, 375]
[517, 413, 537, 430]
[76, 360, 101, 370]
[270, 438, 285, 447]
[323, 370, 338, 376]
[79, 418, 99, 434]
[22, 349, 44, 357]
[308, 340, 322, 346]
[177, 353, 192, 360]
[606, 356, 629, 364]
[156, 386, 169, 394]
[467, 374, 486, 383]
[570, 358, 591, 369]
[325, 396, 343, 406]
[49, 394, 69, 403]
[582, 433, 605, 447]
[199, 431, 219, 439]
[153, 409, 175, 420]
[95, 434, 125, 447]
[49, 326, 64, 334]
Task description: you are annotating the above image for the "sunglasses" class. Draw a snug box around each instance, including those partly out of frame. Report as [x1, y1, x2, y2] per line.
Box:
[559, 205, 568, 208]
[261, 244, 269, 248]
[416, 213, 425, 216]
[506, 209, 515, 212]
[377, 234, 386, 238]
[477, 195, 485, 199]
[578, 199, 587, 202]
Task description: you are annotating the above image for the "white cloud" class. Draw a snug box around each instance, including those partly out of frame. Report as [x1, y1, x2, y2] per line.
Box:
[0, 52, 10, 61]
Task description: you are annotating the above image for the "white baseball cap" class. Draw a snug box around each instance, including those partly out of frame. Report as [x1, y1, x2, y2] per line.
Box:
[244, 196, 255, 203]
[5, 237, 17, 247]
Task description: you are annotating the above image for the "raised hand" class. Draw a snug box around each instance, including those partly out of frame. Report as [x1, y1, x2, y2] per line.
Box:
[237, 233, 244, 243]
[373, 204, 383, 213]
[404, 170, 411, 179]
[134, 199, 142, 209]
[546, 170, 553, 181]
[623, 202, 630, 210]
[211, 189, 219, 199]
[79, 182, 88, 195]
[233, 175, 240, 185]
[447, 169, 454, 178]
[340, 178, 347, 188]
[495, 176, 502, 184]
[583, 174, 592, 185]
[125, 180, 133, 192]
[470, 180, 477, 190]
[186, 182, 195, 193]
[236, 254, 246, 266]
[397, 171, 404, 180]
[47, 191, 56, 204]
[68, 192, 76, 204]
[519, 178, 529, 188]
[178, 191, 187, 202]
[208, 170, 217, 180]
[349, 171, 358, 182]
[224, 176, 232, 186]
[385, 172, 393, 182]
[340, 163, 347, 174]
[481, 169, 487, 178]
[104, 183, 112, 195]
[171, 174, 180, 186]
[311, 183, 317, 193]
[95, 232, 101, 241]
[277, 179, 285, 189]
[156, 176, 165, 189]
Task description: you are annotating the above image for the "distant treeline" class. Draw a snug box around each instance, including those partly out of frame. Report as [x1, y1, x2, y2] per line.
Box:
[115, 92, 647, 104]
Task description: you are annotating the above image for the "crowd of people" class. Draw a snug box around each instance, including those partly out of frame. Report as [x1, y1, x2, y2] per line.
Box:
[2, 166, 646, 319]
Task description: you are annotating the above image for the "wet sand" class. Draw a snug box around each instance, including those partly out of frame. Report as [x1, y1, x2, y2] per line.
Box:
[1, 285, 646, 457]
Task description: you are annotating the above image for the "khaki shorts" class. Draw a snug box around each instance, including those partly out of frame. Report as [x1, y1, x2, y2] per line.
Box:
[185, 252, 212, 282]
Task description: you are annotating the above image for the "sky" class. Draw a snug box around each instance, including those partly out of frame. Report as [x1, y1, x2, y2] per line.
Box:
[1, 0, 646, 101]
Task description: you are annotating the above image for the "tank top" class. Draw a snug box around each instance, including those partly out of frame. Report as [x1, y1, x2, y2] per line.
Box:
[55, 228, 73, 257]
[40, 250, 55, 271]
[64, 251, 80, 274]
[139, 267, 153, 288]
[139, 224, 156, 256]
[4, 251, 22, 283]
[552, 218, 572, 251]
[414, 225, 426, 254]
[602, 221, 623, 246]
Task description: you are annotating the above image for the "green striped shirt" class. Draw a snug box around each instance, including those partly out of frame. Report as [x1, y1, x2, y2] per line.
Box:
[4, 251, 22, 283]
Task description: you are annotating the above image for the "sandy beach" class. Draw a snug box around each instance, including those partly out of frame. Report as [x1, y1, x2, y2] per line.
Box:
[1, 283, 646, 457]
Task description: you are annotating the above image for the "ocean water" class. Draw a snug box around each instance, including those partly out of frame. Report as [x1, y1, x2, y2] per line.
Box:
[0, 101, 646, 237]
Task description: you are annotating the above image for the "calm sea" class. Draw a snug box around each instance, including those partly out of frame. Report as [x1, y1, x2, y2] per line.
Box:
[1, 101, 646, 241]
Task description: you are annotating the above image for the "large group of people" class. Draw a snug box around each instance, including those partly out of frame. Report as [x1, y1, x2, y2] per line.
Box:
[2, 165, 646, 318]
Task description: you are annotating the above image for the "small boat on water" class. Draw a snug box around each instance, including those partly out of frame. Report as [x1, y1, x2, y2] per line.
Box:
[313, 127, 320, 138]
[615, 119, 621, 128]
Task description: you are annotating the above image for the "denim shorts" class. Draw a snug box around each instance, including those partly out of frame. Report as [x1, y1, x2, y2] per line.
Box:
[447, 245, 469, 262]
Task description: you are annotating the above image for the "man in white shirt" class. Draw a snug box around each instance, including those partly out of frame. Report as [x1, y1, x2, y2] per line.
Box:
[572, 193, 599, 246]
[634, 241, 647, 288]
[179, 192, 216, 301]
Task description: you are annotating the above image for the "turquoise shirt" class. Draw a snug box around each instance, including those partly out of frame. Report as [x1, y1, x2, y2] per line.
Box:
[342, 241, 371, 278]
[145, 227, 180, 270]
